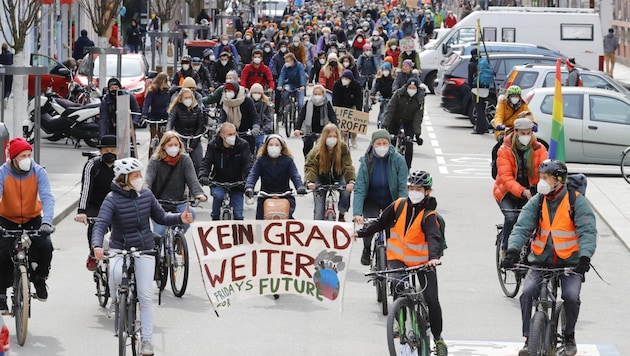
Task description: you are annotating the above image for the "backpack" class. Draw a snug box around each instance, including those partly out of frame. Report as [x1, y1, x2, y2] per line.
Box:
[393, 198, 448, 257]
[473, 57, 494, 88]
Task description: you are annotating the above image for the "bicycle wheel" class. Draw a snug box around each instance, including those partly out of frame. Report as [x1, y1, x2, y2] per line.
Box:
[221, 208, 233, 221]
[376, 245, 388, 316]
[621, 148, 630, 184]
[14, 265, 29, 346]
[129, 298, 140, 356]
[386, 297, 431, 356]
[283, 104, 292, 137]
[156, 243, 168, 291]
[95, 263, 109, 307]
[528, 311, 547, 356]
[551, 302, 567, 355]
[118, 296, 127, 356]
[170, 231, 190, 297]
[495, 227, 521, 298]
[363, 89, 370, 113]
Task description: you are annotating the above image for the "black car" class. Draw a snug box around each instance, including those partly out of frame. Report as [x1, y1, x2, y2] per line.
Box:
[439, 53, 559, 124]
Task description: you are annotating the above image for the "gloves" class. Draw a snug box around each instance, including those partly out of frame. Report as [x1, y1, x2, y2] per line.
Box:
[532, 124, 538, 133]
[415, 134, 423, 146]
[495, 124, 505, 131]
[574, 256, 591, 275]
[39, 223, 55, 235]
[245, 188, 254, 199]
[199, 176, 211, 186]
[251, 126, 260, 137]
[501, 249, 519, 269]
[296, 186, 307, 195]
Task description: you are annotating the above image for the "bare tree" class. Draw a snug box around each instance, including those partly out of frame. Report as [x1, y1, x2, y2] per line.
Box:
[154, 0, 179, 28]
[0, 0, 42, 53]
[77, 0, 123, 45]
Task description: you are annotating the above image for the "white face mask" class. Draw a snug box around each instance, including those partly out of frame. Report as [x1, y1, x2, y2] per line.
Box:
[166, 146, 180, 157]
[280, 47, 287, 53]
[225, 135, 237, 146]
[311, 95, 325, 106]
[210, 55, 216, 61]
[364, 51, 372, 56]
[510, 97, 520, 105]
[267, 145, 282, 158]
[343, 62, 350, 68]
[373, 36, 379, 40]
[130, 177, 144, 192]
[517, 134, 531, 146]
[406, 50, 412, 55]
[182, 64, 190, 71]
[407, 89, 417, 97]
[192, 65, 201, 71]
[341, 78, 351, 86]
[537, 180, 553, 195]
[225, 91, 235, 99]
[294, 42, 300, 47]
[245, 35, 252, 40]
[408, 190, 424, 204]
[183, 98, 193, 107]
[319, 58, 326, 65]
[252, 93, 262, 101]
[220, 60, 228, 66]
[382, 70, 390, 77]
[374, 145, 389, 157]
[264, 47, 271, 53]
[325, 137, 338, 147]
[222, 40, 229, 45]
[253, 57, 262, 64]
[18, 157, 32, 171]
[356, 37, 364, 43]
[391, 45, 397, 50]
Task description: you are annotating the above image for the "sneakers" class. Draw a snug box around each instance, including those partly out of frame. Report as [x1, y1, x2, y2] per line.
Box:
[107, 302, 116, 319]
[338, 213, 345, 222]
[33, 278, 48, 301]
[86, 255, 98, 271]
[517, 341, 528, 356]
[141, 340, 154, 355]
[0, 295, 8, 315]
[360, 248, 371, 266]
[434, 338, 448, 356]
[565, 333, 577, 356]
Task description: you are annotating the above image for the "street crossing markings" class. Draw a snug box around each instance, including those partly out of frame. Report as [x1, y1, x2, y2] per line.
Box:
[424, 115, 448, 174]
[445, 340, 615, 356]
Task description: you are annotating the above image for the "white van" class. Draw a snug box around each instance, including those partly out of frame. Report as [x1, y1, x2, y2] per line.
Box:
[419, 7, 604, 93]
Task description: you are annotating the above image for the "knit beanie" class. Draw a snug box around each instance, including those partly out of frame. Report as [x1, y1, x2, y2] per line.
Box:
[371, 129, 391, 145]
[9, 137, 32, 159]
[250, 83, 264, 94]
[381, 62, 392, 72]
[342, 69, 354, 80]
[402, 59, 414, 69]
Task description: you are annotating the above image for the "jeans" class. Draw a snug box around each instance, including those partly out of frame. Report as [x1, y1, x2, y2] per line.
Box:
[313, 177, 351, 220]
[256, 135, 265, 153]
[498, 193, 528, 250]
[211, 186, 244, 220]
[281, 89, 305, 112]
[188, 144, 203, 174]
[520, 269, 582, 337]
[128, 43, 139, 54]
[152, 203, 196, 237]
[109, 251, 155, 341]
[301, 134, 319, 156]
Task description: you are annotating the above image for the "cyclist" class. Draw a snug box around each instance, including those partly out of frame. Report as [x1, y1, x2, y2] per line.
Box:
[166, 88, 206, 172]
[0, 138, 55, 311]
[170, 77, 205, 110]
[340, 54, 360, 83]
[75, 135, 118, 272]
[397, 38, 421, 70]
[385, 39, 401, 66]
[191, 57, 212, 92]
[501, 160, 597, 356]
[240, 49, 275, 92]
[249, 83, 274, 152]
[218, 81, 261, 155]
[355, 170, 448, 356]
[493, 116, 548, 256]
[332, 70, 363, 148]
[370, 62, 395, 126]
[145, 131, 207, 236]
[92, 157, 194, 356]
[99, 77, 141, 138]
[277, 52, 306, 112]
[245, 134, 307, 219]
[142, 72, 171, 156]
[198, 122, 252, 221]
[171, 55, 202, 88]
[309, 51, 328, 84]
[392, 59, 419, 92]
[294, 84, 338, 156]
[356, 44, 381, 90]
[209, 49, 237, 89]
[318, 53, 344, 102]
[304, 123, 356, 222]
[353, 130, 408, 265]
[493, 85, 532, 141]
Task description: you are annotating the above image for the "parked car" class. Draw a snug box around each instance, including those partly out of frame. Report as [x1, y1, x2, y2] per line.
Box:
[0, 316, 8, 356]
[525, 87, 630, 165]
[504, 64, 630, 97]
[439, 53, 559, 123]
[74, 53, 157, 108]
[28, 54, 73, 98]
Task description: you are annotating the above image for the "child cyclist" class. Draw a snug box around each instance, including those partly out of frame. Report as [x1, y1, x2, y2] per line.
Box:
[355, 170, 448, 356]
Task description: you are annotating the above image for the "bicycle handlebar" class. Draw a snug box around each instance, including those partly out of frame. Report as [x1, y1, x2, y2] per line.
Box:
[255, 190, 296, 198]
[314, 184, 347, 192]
[512, 264, 578, 275]
[144, 119, 167, 125]
[157, 198, 202, 208]
[104, 248, 156, 259]
[365, 263, 440, 277]
[0, 228, 41, 239]
[207, 181, 245, 189]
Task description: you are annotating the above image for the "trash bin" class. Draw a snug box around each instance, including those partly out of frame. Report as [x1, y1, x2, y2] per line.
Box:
[186, 40, 218, 58]
[0, 122, 9, 162]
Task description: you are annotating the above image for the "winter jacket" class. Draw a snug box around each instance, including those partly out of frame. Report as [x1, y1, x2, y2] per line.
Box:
[296, 99, 338, 134]
[565, 68, 581, 87]
[398, 50, 421, 70]
[304, 142, 356, 184]
[269, 52, 286, 79]
[78, 157, 115, 216]
[235, 39, 256, 64]
[309, 60, 324, 83]
[383, 85, 424, 135]
[209, 58, 236, 85]
[171, 68, 202, 89]
[353, 145, 408, 216]
[126, 24, 143, 45]
[142, 89, 170, 120]
[493, 133, 548, 202]
[386, 48, 401, 66]
[604, 33, 618, 54]
[166, 102, 206, 149]
[0, 161, 54, 225]
[91, 183, 182, 251]
[371, 75, 395, 99]
[289, 43, 307, 65]
[240, 63, 275, 90]
[332, 79, 363, 111]
[199, 134, 252, 186]
[218, 89, 261, 132]
[319, 63, 344, 92]
[213, 43, 240, 64]
[253, 99, 273, 134]
[245, 155, 304, 193]
[73, 35, 94, 61]
[278, 62, 306, 88]
[145, 154, 205, 201]
[357, 55, 381, 77]
[493, 95, 531, 130]
[508, 187, 597, 266]
[392, 71, 420, 92]
[99, 91, 141, 138]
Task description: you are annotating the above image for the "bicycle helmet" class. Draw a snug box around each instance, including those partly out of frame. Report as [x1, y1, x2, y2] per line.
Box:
[191, 56, 202, 64]
[506, 85, 522, 96]
[202, 48, 213, 58]
[407, 170, 432, 188]
[538, 159, 568, 182]
[114, 158, 144, 179]
[181, 55, 192, 63]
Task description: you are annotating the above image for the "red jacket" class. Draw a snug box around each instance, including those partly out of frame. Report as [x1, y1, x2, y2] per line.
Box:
[386, 48, 400, 68]
[240, 63, 275, 90]
[445, 15, 457, 29]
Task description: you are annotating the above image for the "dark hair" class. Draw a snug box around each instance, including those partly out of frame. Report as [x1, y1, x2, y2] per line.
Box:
[252, 49, 263, 57]
[609, 27, 614, 33]
[81, 29, 88, 37]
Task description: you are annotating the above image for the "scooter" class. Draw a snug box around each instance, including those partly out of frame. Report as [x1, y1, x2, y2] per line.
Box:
[24, 92, 101, 148]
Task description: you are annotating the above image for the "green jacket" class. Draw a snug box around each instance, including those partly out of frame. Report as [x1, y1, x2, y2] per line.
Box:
[202, 86, 224, 106]
[304, 141, 355, 184]
[508, 187, 597, 266]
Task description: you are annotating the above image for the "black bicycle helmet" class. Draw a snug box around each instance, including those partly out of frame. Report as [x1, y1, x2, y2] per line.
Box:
[538, 159, 568, 182]
[407, 170, 432, 188]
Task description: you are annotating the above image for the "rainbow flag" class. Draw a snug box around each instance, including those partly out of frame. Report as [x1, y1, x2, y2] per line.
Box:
[548, 58, 566, 162]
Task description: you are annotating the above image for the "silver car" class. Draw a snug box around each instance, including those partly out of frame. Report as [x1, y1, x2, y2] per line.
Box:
[525, 87, 630, 165]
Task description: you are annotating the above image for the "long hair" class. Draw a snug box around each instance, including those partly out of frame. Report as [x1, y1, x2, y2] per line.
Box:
[167, 88, 196, 113]
[316, 124, 343, 175]
[152, 131, 184, 160]
[249, 88, 270, 105]
[147, 72, 169, 94]
[257, 134, 293, 158]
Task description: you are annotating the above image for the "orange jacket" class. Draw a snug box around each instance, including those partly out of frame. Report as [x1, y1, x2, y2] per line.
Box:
[493, 133, 548, 202]
[0, 169, 43, 224]
[387, 199, 431, 266]
[532, 192, 579, 259]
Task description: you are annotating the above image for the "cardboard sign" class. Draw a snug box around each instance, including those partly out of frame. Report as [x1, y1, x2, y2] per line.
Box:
[333, 106, 369, 135]
[191, 220, 355, 314]
[400, 38, 415, 52]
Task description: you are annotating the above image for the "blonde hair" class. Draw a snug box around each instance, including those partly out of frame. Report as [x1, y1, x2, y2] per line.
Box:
[147, 72, 169, 94]
[316, 124, 343, 175]
[257, 135, 293, 158]
[249, 87, 271, 105]
[167, 88, 196, 112]
[151, 131, 184, 160]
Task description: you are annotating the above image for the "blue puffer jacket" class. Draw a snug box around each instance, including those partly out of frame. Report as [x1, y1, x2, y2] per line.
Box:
[91, 182, 182, 251]
[245, 155, 304, 193]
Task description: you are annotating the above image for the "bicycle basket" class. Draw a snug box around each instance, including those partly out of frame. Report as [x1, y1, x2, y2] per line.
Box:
[263, 198, 290, 220]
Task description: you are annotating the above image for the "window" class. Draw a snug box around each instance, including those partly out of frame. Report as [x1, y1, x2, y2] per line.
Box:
[502, 28, 515, 42]
[542, 72, 569, 88]
[560, 24, 594, 41]
[483, 27, 497, 42]
[514, 72, 538, 89]
[589, 95, 630, 125]
[540, 93, 583, 120]
[581, 74, 618, 92]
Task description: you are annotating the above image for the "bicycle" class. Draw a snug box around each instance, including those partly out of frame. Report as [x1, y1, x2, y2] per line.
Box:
[375, 96, 390, 129]
[144, 119, 167, 158]
[0, 228, 41, 346]
[155, 199, 192, 303]
[314, 183, 346, 221]
[364, 218, 388, 316]
[87, 217, 110, 308]
[106, 248, 154, 356]
[495, 209, 530, 298]
[620, 145, 630, 184]
[366, 264, 438, 356]
[207, 181, 246, 220]
[361, 74, 376, 113]
[280, 85, 300, 137]
[392, 126, 413, 169]
[512, 264, 577, 356]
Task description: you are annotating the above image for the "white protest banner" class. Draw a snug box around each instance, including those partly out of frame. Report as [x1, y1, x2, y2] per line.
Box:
[400, 38, 415, 52]
[333, 106, 369, 135]
[191, 220, 355, 314]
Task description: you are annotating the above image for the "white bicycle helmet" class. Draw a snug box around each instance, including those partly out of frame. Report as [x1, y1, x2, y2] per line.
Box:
[113, 158, 144, 179]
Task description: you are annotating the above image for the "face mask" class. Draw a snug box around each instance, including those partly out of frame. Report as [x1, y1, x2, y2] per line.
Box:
[319, 58, 326, 65]
[245, 35, 252, 40]
[391, 45, 397, 50]
[382, 70, 390, 77]
[537, 180, 553, 195]
[303, 40, 310, 45]
[406, 18, 411, 22]
[18, 157, 32, 171]
[343, 62, 350, 68]
[294, 42, 300, 47]
[408, 190, 424, 204]
[311, 95, 325, 106]
[267, 145, 282, 158]
[166, 146, 180, 157]
[510, 97, 520, 105]
[373, 36, 379, 40]
[406, 50, 412, 55]
[357, 37, 364, 43]
[110, 90, 118, 96]
[374, 145, 389, 157]
[365, 51, 373, 57]
[285, 62, 294, 68]
[407, 89, 417, 97]
[182, 64, 190, 71]
[183, 98, 193, 107]
[280, 47, 287, 53]
[210, 55, 216, 61]
[341, 78, 351, 86]
[222, 40, 229, 45]
[220, 60, 228, 66]
[130, 177, 143, 192]
[192, 65, 201, 71]
[225, 91, 235, 99]
[225, 135, 237, 146]
[518, 134, 531, 146]
[102, 152, 117, 164]
[253, 57, 262, 64]
[331, 49, 338, 54]
[325, 137, 337, 147]
[348, 26, 353, 30]
[252, 93, 262, 101]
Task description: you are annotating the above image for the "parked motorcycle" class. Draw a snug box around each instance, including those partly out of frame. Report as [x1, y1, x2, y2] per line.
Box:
[24, 92, 101, 148]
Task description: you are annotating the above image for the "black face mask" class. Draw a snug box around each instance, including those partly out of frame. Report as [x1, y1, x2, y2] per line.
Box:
[110, 90, 118, 97]
[102, 152, 117, 164]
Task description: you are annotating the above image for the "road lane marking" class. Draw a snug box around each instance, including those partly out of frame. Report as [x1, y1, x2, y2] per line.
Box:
[424, 114, 448, 174]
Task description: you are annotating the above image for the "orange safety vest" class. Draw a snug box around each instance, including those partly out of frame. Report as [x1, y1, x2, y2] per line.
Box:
[387, 198, 432, 266]
[532, 193, 579, 259]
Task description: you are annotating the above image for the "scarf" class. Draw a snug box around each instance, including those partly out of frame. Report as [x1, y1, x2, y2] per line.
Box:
[222, 89, 246, 129]
[303, 99, 328, 134]
[512, 136, 535, 180]
[164, 154, 180, 167]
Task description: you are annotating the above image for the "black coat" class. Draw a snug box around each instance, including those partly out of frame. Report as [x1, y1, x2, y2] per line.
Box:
[166, 102, 206, 149]
[199, 135, 252, 187]
[73, 36, 95, 60]
[332, 79, 363, 111]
